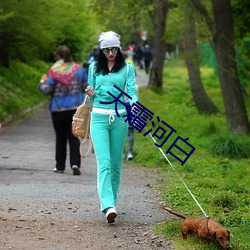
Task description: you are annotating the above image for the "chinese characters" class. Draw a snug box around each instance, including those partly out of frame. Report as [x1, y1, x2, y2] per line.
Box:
[101, 85, 195, 165]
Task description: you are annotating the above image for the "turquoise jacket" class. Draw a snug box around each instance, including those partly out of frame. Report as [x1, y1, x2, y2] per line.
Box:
[87, 62, 138, 110]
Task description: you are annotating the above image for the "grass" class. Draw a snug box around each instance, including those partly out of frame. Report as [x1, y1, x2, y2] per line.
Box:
[0, 60, 50, 123]
[127, 58, 250, 250]
[210, 134, 250, 159]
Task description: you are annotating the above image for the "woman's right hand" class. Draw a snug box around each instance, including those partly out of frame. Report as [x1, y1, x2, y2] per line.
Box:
[85, 86, 96, 97]
[40, 74, 47, 83]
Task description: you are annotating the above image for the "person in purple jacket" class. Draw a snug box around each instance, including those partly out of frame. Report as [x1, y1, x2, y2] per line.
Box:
[39, 45, 88, 175]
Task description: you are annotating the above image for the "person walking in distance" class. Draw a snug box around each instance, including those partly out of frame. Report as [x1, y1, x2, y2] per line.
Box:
[125, 99, 137, 160]
[85, 31, 138, 223]
[143, 44, 152, 74]
[39, 45, 88, 175]
[123, 51, 137, 160]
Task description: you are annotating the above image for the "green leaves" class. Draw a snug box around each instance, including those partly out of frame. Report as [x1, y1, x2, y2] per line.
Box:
[0, 0, 99, 66]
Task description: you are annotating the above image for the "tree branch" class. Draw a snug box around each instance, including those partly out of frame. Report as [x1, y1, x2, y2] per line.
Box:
[190, 0, 216, 37]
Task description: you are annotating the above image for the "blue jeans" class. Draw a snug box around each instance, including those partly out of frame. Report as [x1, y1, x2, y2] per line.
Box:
[90, 111, 128, 212]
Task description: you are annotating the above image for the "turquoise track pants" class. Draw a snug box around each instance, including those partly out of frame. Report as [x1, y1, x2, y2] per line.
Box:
[90, 111, 128, 212]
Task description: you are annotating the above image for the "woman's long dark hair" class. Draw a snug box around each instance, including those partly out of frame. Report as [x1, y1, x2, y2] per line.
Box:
[95, 48, 126, 75]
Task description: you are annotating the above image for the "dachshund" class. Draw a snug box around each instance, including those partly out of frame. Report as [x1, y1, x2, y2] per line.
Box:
[162, 206, 231, 249]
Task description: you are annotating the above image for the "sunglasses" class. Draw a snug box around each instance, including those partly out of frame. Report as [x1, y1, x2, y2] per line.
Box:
[102, 47, 119, 55]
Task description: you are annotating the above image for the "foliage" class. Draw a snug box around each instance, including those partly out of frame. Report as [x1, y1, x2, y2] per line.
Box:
[164, 2, 184, 44]
[128, 58, 250, 249]
[91, 0, 155, 46]
[236, 37, 250, 95]
[232, 0, 250, 95]
[232, 0, 250, 39]
[0, 0, 100, 66]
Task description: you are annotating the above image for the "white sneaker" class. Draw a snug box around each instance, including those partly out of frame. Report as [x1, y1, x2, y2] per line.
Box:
[53, 168, 64, 173]
[105, 207, 117, 223]
[127, 152, 133, 160]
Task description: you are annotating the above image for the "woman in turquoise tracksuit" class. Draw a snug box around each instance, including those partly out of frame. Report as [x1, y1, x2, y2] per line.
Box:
[86, 31, 138, 223]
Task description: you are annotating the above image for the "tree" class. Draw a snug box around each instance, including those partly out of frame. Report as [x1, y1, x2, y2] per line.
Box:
[148, 0, 177, 89]
[191, 0, 250, 134]
[91, 0, 155, 47]
[0, 0, 98, 66]
[184, 1, 218, 114]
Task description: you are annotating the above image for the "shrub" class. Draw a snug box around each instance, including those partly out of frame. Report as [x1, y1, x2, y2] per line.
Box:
[209, 134, 250, 158]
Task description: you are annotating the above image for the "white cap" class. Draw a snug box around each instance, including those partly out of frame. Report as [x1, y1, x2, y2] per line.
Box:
[99, 31, 121, 49]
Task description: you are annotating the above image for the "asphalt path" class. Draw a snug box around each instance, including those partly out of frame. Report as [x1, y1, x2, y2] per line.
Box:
[0, 106, 166, 223]
[0, 69, 172, 249]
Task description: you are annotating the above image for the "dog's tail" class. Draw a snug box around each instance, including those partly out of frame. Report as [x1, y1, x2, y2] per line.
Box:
[162, 206, 187, 220]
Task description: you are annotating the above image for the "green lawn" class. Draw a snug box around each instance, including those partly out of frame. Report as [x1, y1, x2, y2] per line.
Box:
[127, 58, 250, 250]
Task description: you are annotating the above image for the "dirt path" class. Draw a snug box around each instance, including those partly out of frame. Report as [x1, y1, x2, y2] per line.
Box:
[0, 70, 174, 250]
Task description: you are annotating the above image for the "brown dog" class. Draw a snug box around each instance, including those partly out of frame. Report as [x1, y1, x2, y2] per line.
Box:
[162, 207, 231, 249]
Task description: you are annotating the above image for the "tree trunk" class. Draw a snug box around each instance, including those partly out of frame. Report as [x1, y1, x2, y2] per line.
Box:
[191, 0, 250, 134]
[184, 4, 218, 114]
[147, 0, 169, 89]
[212, 0, 250, 134]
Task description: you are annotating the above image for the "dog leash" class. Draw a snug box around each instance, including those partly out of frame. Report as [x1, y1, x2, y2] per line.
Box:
[144, 127, 209, 218]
